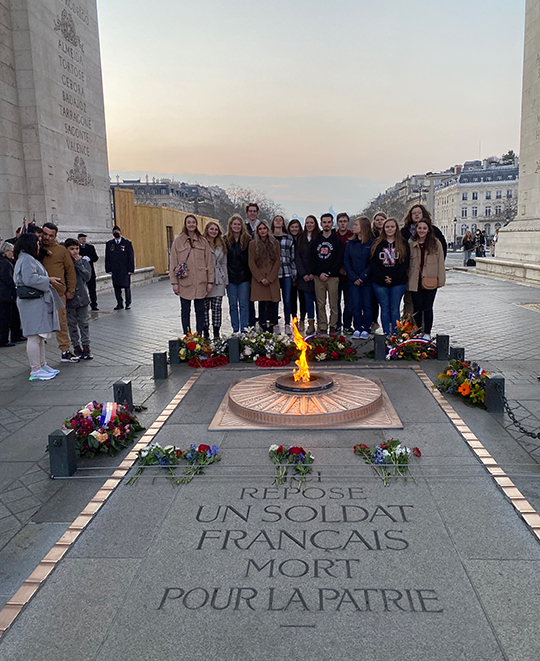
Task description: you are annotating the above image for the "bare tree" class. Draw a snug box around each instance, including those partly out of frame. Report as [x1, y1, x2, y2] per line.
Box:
[357, 191, 409, 223]
[226, 185, 287, 223]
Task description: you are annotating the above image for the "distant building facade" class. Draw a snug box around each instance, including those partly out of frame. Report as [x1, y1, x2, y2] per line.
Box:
[110, 178, 233, 224]
[433, 159, 519, 246]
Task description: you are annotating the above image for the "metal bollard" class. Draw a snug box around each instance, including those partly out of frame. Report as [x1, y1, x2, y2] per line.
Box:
[485, 374, 505, 413]
[450, 347, 465, 362]
[153, 351, 168, 379]
[49, 429, 77, 478]
[113, 379, 133, 412]
[227, 336, 240, 363]
[436, 334, 450, 361]
[373, 334, 387, 361]
[169, 339, 180, 365]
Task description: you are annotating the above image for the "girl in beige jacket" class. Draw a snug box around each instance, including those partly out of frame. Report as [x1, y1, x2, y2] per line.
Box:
[169, 215, 214, 335]
[407, 218, 445, 340]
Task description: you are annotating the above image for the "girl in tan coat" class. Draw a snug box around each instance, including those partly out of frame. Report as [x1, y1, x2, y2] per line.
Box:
[169, 215, 214, 335]
[407, 218, 446, 340]
[248, 220, 281, 332]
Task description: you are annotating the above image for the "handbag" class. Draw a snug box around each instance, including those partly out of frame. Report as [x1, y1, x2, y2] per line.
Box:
[16, 285, 44, 299]
[421, 276, 438, 290]
[174, 247, 192, 279]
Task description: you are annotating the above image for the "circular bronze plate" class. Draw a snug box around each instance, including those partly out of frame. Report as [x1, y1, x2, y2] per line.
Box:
[228, 372, 383, 427]
[275, 373, 334, 393]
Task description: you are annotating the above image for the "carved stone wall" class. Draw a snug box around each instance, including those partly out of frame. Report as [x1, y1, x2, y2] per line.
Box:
[0, 0, 110, 242]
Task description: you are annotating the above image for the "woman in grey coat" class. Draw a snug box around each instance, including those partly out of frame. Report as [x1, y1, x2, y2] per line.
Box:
[13, 234, 62, 381]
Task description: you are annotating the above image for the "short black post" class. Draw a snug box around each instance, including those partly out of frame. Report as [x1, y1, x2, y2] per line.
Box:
[153, 351, 168, 379]
[227, 336, 240, 363]
[436, 334, 450, 361]
[49, 429, 77, 478]
[374, 334, 387, 361]
[485, 374, 505, 413]
[113, 379, 133, 412]
[169, 339, 180, 365]
[450, 347, 465, 362]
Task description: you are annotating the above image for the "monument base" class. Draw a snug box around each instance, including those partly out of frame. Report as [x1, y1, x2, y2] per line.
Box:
[476, 218, 540, 285]
[475, 257, 540, 286]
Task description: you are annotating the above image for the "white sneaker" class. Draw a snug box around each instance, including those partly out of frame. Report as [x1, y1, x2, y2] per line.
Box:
[285, 324, 292, 336]
[360, 331, 370, 339]
[42, 364, 60, 375]
[273, 325, 280, 335]
[29, 368, 56, 381]
[352, 330, 361, 339]
[423, 333, 431, 341]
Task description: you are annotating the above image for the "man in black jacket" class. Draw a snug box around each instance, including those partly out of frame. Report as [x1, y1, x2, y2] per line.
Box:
[310, 213, 344, 334]
[105, 226, 135, 310]
[78, 233, 99, 310]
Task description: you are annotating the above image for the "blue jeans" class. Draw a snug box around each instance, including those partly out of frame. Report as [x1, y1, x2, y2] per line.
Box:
[463, 249, 473, 266]
[350, 283, 373, 332]
[372, 283, 406, 335]
[303, 290, 316, 320]
[279, 276, 292, 325]
[227, 281, 250, 332]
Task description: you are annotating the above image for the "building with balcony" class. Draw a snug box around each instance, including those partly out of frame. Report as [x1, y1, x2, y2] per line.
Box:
[433, 159, 519, 246]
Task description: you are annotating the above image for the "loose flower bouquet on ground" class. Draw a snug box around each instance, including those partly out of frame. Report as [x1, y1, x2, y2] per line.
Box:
[269, 444, 315, 489]
[237, 328, 295, 363]
[353, 439, 421, 486]
[63, 401, 144, 458]
[180, 443, 222, 483]
[128, 442, 221, 485]
[433, 359, 489, 408]
[128, 441, 182, 485]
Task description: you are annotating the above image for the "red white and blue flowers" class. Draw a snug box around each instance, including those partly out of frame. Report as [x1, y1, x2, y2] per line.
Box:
[353, 438, 421, 486]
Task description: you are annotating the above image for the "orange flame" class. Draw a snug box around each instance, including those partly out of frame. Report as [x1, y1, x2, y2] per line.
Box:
[292, 317, 311, 382]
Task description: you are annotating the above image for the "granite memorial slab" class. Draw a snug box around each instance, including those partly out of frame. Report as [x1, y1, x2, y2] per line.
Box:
[0, 367, 539, 660]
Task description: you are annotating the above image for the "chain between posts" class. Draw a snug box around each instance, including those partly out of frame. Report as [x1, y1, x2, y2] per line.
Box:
[496, 383, 540, 439]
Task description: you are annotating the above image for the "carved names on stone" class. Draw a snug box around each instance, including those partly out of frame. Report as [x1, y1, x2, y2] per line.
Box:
[54, 3, 96, 186]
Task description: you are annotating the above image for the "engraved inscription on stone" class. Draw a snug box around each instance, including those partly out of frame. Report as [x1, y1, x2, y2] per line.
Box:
[66, 156, 94, 187]
[55, 9, 84, 51]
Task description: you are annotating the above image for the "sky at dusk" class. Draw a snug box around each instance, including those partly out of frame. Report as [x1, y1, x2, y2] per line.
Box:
[98, 0, 526, 218]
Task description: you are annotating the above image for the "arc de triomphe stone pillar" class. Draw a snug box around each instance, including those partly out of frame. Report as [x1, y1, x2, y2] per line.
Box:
[0, 0, 111, 243]
[478, 0, 540, 283]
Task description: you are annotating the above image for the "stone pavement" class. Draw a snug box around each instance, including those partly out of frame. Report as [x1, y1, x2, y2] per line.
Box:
[0, 265, 539, 657]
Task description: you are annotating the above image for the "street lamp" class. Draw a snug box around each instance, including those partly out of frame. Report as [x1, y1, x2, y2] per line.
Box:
[453, 217, 457, 251]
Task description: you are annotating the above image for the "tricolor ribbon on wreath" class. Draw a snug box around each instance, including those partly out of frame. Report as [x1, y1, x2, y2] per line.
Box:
[100, 402, 117, 426]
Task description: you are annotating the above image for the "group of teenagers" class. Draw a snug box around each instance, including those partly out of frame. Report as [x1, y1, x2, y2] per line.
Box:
[168, 202, 447, 341]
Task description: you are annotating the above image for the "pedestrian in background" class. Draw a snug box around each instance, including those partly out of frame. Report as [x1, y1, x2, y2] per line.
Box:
[105, 225, 135, 310]
[13, 233, 61, 380]
[78, 233, 99, 310]
[64, 238, 93, 359]
[40, 222, 79, 363]
[462, 230, 475, 266]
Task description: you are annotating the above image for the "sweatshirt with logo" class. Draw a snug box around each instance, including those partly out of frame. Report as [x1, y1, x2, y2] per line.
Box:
[310, 231, 344, 278]
[369, 239, 410, 287]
